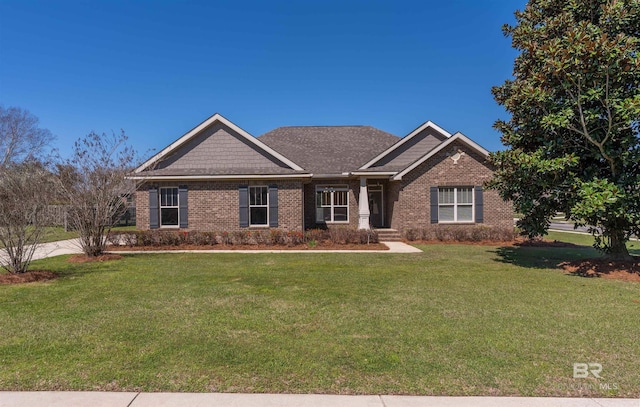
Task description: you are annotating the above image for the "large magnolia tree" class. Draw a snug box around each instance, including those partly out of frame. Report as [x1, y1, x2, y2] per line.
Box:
[490, 0, 640, 260]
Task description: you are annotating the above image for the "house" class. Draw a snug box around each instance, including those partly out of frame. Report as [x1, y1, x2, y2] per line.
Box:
[132, 114, 512, 234]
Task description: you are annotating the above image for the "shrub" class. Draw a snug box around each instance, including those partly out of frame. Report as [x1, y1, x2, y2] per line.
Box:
[230, 231, 250, 245]
[404, 226, 516, 242]
[287, 230, 305, 246]
[217, 231, 231, 245]
[251, 230, 270, 245]
[124, 231, 139, 246]
[157, 231, 182, 246]
[358, 229, 379, 244]
[304, 228, 328, 244]
[404, 229, 422, 241]
[138, 230, 160, 246]
[189, 231, 216, 246]
[328, 227, 349, 244]
[111, 228, 383, 247]
[105, 231, 121, 246]
[270, 229, 286, 245]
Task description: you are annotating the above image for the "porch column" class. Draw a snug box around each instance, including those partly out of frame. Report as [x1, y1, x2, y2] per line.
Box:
[358, 177, 370, 230]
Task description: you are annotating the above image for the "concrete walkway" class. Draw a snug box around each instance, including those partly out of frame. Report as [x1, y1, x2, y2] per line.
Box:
[0, 238, 82, 266]
[104, 241, 422, 254]
[1, 240, 420, 265]
[0, 392, 637, 407]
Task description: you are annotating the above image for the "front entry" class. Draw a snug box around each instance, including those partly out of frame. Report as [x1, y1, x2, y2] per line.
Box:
[368, 185, 384, 228]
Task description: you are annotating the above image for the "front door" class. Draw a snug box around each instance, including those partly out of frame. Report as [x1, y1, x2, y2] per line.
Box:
[368, 185, 384, 228]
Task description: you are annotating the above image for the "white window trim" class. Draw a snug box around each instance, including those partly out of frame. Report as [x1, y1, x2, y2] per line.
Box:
[316, 185, 350, 223]
[438, 186, 474, 223]
[249, 185, 269, 227]
[159, 186, 180, 228]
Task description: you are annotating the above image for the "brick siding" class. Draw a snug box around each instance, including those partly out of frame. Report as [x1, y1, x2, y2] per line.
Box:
[135, 143, 512, 233]
[303, 179, 360, 229]
[136, 180, 304, 231]
[389, 141, 513, 231]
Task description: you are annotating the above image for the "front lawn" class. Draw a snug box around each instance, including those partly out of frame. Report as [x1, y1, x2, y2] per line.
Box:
[0, 243, 638, 396]
[545, 230, 640, 255]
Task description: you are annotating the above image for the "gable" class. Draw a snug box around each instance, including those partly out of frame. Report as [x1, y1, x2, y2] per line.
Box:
[154, 121, 290, 172]
[134, 114, 305, 178]
[366, 126, 448, 171]
[392, 132, 490, 180]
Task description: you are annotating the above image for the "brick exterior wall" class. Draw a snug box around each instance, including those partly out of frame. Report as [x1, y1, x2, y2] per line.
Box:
[304, 179, 360, 229]
[389, 141, 513, 231]
[134, 143, 512, 233]
[136, 180, 304, 231]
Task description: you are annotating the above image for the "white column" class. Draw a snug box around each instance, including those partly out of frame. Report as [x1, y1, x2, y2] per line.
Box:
[358, 177, 370, 230]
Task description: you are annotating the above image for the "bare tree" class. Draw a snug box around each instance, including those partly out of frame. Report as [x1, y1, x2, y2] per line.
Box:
[60, 131, 138, 257]
[0, 106, 56, 273]
[0, 163, 58, 273]
[0, 106, 54, 166]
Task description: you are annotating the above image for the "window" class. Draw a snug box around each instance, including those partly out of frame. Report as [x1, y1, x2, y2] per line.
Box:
[249, 186, 268, 226]
[159, 187, 179, 227]
[438, 187, 473, 222]
[316, 185, 349, 223]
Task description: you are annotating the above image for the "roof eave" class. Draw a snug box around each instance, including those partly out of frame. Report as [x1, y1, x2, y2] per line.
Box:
[127, 173, 313, 181]
[311, 173, 352, 179]
[350, 171, 398, 177]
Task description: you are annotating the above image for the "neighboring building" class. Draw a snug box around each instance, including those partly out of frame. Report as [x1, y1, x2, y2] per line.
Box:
[132, 114, 512, 233]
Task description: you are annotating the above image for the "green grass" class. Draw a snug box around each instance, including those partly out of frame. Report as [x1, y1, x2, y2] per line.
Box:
[546, 230, 640, 255]
[40, 227, 78, 243]
[3, 225, 139, 246]
[1, 242, 639, 396]
[0, 227, 77, 248]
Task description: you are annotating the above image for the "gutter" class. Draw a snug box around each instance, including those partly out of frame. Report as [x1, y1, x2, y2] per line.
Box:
[127, 174, 313, 181]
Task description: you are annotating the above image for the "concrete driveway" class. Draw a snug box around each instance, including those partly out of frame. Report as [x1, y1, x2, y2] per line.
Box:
[0, 238, 82, 266]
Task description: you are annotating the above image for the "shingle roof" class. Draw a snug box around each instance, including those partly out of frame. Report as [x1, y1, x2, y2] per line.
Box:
[258, 126, 400, 173]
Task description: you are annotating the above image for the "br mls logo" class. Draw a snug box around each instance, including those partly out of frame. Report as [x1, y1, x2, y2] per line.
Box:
[573, 363, 602, 378]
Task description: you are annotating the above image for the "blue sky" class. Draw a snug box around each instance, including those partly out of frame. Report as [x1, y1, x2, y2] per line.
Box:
[0, 0, 525, 159]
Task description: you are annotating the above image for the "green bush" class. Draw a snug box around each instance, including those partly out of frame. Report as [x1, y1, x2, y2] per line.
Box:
[404, 226, 516, 242]
[110, 228, 380, 247]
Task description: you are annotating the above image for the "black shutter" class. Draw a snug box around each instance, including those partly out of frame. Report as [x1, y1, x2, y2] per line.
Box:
[178, 185, 188, 228]
[239, 185, 249, 228]
[269, 185, 278, 228]
[149, 187, 159, 229]
[430, 186, 439, 224]
[475, 186, 484, 223]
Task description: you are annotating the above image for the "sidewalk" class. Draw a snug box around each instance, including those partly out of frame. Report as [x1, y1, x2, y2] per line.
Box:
[0, 392, 638, 407]
[1, 240, 421, 265]
[105, 241, 422, 254]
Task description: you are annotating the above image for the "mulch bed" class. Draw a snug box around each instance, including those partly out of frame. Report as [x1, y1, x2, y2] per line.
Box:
[559, 256, 640, 283]
[0, 270, 58, 285]
[411, 239, 520, 246]
[107, 243, 388, 251]
[515, 239, 584, 248]
[408, 238, 584, 248]
[0, 254, 124, 285]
